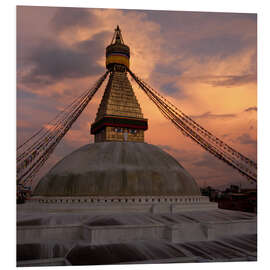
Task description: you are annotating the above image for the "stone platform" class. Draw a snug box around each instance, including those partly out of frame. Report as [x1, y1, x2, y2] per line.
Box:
[17, 202, 257, 266]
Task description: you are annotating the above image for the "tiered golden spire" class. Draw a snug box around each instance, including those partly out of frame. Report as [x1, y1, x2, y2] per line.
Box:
[90, 26, 148, 142]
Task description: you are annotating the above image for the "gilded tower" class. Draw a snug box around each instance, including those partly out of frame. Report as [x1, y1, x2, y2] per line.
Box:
[91, 26, 148, 142]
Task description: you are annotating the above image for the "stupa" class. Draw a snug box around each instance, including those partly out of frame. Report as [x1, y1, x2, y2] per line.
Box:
[17, 26, 257, 266]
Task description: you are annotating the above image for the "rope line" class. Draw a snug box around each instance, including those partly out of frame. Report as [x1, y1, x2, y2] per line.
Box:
[128, 69, 257, 183]
[17, 71, 109, 189]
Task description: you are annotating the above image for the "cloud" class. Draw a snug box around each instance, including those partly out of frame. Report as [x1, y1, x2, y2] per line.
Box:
[22, 31, 109, 85]
[190, 151, 240, 184]
[145, 10, 257, 35]
[153, 63, 182, 76]
[160, 82, 181, 95]
[192, 154, 216, 168]
[189, 150, 255, 188]
[17, 89, 37, 99]
[157, 144, 188, 157]
[181, 74, 257, 87]
[148, 63, 186, 96]
[190, 111, 236, 119]
[50, 7, 99, 33]
[144, 10, 256, 65]
[185, 35, 247, 60]
[191, 152, 236, 170]
[17, 7, 257, 189]
[156, 144, 196, 163]
[244, 106, 257, 112]
[236, 133, 257, 145]
[205, 74, 257, 87]
[157, 144, 178, 153]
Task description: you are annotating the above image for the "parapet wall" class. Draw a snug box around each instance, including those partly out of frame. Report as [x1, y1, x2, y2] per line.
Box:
[26, 195, 217, 214]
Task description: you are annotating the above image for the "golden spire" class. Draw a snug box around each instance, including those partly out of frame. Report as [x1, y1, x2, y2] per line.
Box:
[90, 27, 148, 143]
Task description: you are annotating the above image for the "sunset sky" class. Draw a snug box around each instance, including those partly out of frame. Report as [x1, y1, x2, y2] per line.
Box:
[17, 6, 257, 189]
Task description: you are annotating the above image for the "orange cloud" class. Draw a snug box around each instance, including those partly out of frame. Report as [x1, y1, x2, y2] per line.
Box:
[17, 7, 257, 188]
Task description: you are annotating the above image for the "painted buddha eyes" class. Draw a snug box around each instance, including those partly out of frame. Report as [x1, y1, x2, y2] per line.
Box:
[129, 129, 137, 134]
[114, 128, 137, 134]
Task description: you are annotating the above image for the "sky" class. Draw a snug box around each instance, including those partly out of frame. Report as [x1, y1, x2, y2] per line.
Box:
[17, 6, 257, 189]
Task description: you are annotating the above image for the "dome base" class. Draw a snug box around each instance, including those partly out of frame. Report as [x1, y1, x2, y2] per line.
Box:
[27, 195, 217, 214]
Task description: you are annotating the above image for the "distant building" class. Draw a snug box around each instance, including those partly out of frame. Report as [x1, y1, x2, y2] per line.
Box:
[201, 185, 257, 213]
[219, 188, 257, 213]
